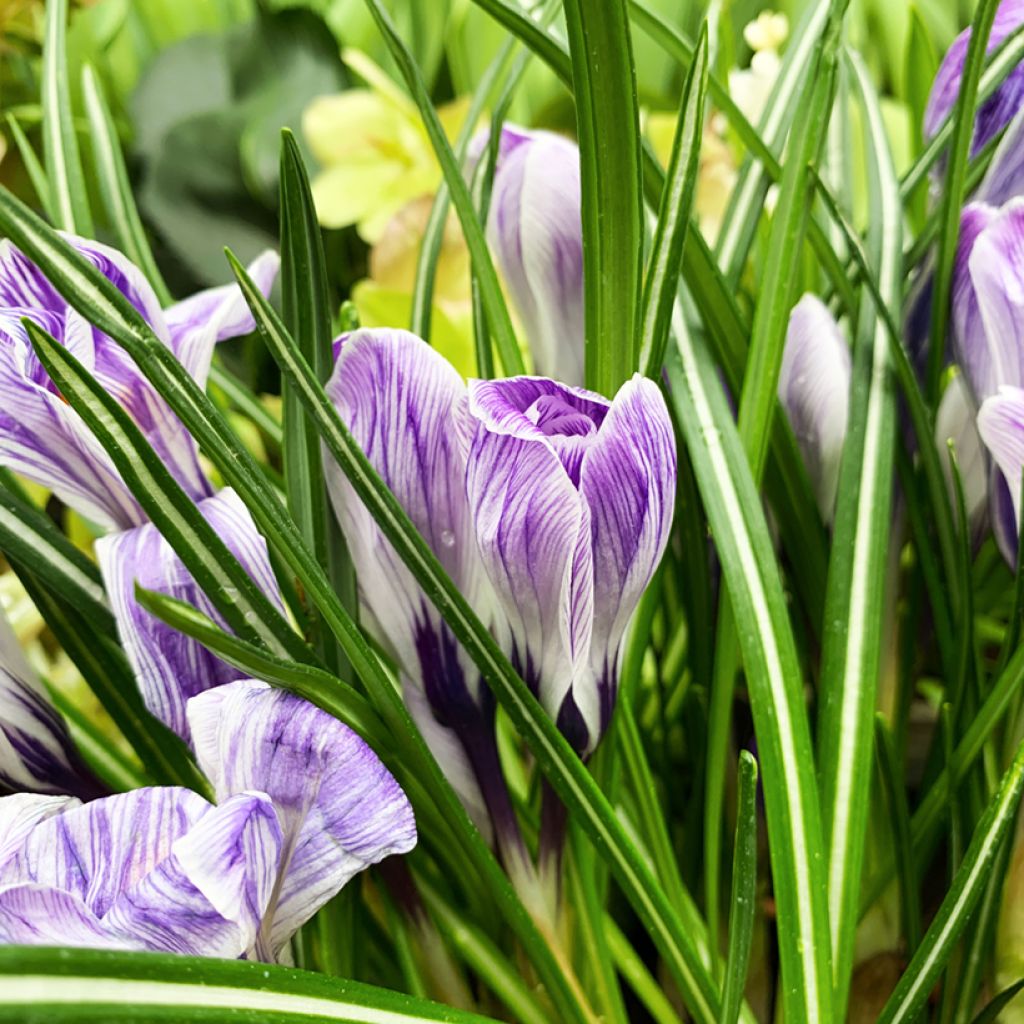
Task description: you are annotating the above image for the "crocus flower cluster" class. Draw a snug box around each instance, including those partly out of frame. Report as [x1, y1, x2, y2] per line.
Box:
[0, 238, 417, 959]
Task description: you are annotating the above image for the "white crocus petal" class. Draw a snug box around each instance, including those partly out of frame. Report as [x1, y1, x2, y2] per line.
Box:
[778, 294, 851, 523]
[936, 373, 988, 538]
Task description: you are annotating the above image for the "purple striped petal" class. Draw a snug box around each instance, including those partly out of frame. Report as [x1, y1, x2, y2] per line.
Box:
[0, 794, 79, 868]
[0, 237, 214, 514]
[165, 251, 279, 387]
[925, 1, 1024, 156]
[0, 787, 281, 957]
[959, 199, 1024, 403]
[978, 385, 1024, 562]
[0, 308, 146, 528]
[96, 489, 284, 743]
[466, 377, 606, 750]
[577, 376, 675, 746]
[325, 329, 490, 728]
[778, 294, 851, 521]
[488, 126, 585, 385]
[187, 680, 416, 959]
[0, 607, 102, 799]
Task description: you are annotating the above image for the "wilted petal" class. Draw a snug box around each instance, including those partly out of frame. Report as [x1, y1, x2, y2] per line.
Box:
[0, 787, 281, 957]
[466, 378, 597, 736]
[96, 489, 284, 743]
[0, 605, 102, 799]
[925, 0, 1024, 156]
[936, 373, 989, 539]
[963, 199, 1024, 401]
[488, 127, 585, 386]
[577, 376, 675, 748]
[187, 680, 416, 959]
[325, 328, 490, 725]
[0, 793, 79, 868]
[978, 386, 1024, 562]
[165, 251, 280, 387]
[778, 294, 851, 521]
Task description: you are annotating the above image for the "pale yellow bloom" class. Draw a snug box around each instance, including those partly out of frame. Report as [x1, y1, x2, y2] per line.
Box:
[304, 49, 471, 244]
[743, 11, 789, 53]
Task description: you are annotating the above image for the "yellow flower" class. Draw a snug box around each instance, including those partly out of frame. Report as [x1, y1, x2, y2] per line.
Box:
[304, 49, 471, 244]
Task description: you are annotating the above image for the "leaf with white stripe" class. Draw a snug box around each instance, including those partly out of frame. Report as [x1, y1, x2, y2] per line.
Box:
[41, 0, 92, 234]
[0, 947, 501, 1023]
[663, 316, 832, 1024]
[815, 50, 901, 1020]
[877, 739, 1024, 1024]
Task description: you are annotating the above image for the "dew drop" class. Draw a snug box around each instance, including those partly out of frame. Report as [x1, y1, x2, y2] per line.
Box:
[440, 529, 456, 548]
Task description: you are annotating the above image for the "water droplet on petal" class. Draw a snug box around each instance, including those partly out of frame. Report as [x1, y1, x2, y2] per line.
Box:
[440, 529, 456, 548]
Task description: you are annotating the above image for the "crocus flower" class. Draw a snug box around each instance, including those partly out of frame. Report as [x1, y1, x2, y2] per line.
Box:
[936, 372, 989, 541]
[925, 0, 1024, 159]
[324, 328, 495, 833]
[952, 194, 1024, 559]
[487, 126, 585, 386]
[0, 235, 277, 530]
[0, 604, 101, 800]
[0, 680, 415, 961]
[465, 375, 675, 757]
[96, 489, 286, 745]
[777, 295, 851, 523]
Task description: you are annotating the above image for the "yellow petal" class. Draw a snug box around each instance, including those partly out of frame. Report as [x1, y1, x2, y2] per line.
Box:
[309, 159, 407, 231]
[303, 90, 408, 166]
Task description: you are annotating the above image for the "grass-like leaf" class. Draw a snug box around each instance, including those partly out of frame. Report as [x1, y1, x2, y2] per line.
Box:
[663, 311, 832, 1024]
[80, 64, 171, 305]
[563, 0, 643, 394]
[0, 946, 503, 1023]
[639, 24, 708, 379]
[877, 739, 1024, 1024]
[41, 0, 93, 234]
[816, 50, 902, 1017]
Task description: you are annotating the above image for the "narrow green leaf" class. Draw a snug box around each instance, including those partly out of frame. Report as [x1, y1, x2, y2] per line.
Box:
[23, 319, 307, 666]
[817, 50, 901, 1017]
[926, 0, 1000, 400]
[80, 64, 172, 305]
[0, 947, 503, 1023]
[227, 251, 725, 1024]
[0, 474, 114, 638]
[279, 129, 353, 673]
[135, 587, 392, 755]
[361, 0, 523, 377]
[875, 715, 921, 954]
[563, 0, 643, 394]
[905, 7, 940, 225]
[970, 978, 1024, 1024]
[638, 25, 708, 379]
[877, 739, 1024, 1024]
[208, 363, 284, 451]
[41, 0, 93, 234]
[4, 115, 54, 221]
[735, 0, 848, 484]
[606, 916, 683, 1024]
[721, 751, 758, 1024]
[664, 312, 832, 1024]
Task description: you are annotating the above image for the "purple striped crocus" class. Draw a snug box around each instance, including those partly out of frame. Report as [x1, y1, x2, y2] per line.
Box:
[96, 489, 286, 745]
[952, 194, 1024, 560]
[0, 606, 102, 801]
[325, 329, 674, 788]
[0, 236, 277, 529]
[925, 0, 1024, 161]
[0, 680, 415, 961]
[487, 126, 585, 386]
